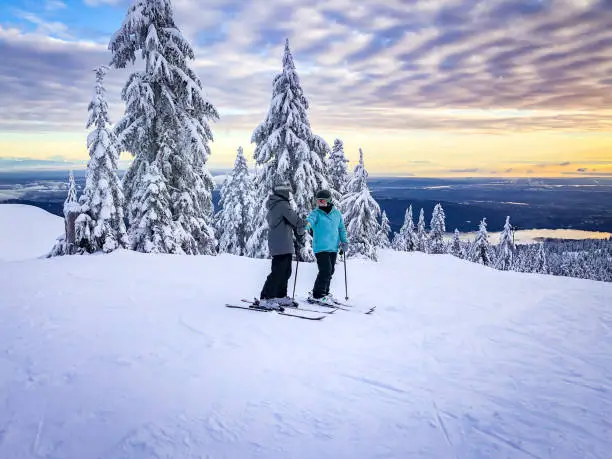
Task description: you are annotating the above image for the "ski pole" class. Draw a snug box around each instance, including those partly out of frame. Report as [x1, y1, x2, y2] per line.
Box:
[343, 252, 349, 301]
[292, 258, 299, 300]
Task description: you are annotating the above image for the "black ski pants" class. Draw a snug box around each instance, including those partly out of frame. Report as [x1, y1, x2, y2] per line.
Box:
[260, 254, 293, 299]
[313, 251, 338, 299]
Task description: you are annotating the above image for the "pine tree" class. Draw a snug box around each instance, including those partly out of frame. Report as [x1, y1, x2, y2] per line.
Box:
[247, 39, 330, 258]
[64, 170, 78, 215]
[341, 148, 380, 260]
[74, 66, 129, 254]
[471, 217, 493, 265]
[392, 205, 416, 251]
[429, 203, 446, 254]
[416, 208, 428, 252]
[49, 171, 80, 256]
[128, 161, 181, 253]
[327, 138, 349, 201]
[109, 0, 219, 255]
[496, 216, 515, 270]
[376, 210, 391, 249]
[215, 147, 255, 256]
[450, 228, 463, 258]
[535, 242, 549, 274]
[245, 165, 269, 258]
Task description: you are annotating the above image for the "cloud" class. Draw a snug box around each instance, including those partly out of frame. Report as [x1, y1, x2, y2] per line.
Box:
[0, 180, 70, 202]
[45, 0, 67, 11]
[0, 156, 136, 171]
[560, 161, 571, 166]
[1, 0, 612, 138]
[577, 167, 588, 172]
[0, 157, 81, 170]
[561, 171, 612, 176]
[83, 0, 123, 5]
[14, 11, 72, 39]
[448, 168, 480, 173]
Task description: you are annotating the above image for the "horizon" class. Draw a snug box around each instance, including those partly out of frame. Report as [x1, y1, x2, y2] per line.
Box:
[3, 162, 612, 181]
[1, 0, 612, 177]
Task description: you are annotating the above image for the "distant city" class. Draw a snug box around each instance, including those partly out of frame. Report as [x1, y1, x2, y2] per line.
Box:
[1, 169, 611, 237]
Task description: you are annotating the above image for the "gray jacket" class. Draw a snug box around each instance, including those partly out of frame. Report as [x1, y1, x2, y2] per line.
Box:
[267, 191, 306, 256]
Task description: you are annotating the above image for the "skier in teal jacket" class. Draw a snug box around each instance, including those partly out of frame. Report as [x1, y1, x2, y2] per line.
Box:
[306, 189, 349, 303]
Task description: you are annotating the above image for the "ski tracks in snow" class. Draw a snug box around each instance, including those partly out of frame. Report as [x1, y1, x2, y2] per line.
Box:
[99, 412, 246, 459]
[431, 401, 457, 457]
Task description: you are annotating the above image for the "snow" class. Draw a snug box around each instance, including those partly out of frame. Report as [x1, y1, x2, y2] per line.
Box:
[456, 229, 611, 244]
[1, 205, 612, 458]
[0, 204, 63, 261]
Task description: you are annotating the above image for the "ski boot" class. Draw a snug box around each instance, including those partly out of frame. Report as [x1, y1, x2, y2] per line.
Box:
[277, 296, 299, 308]
[255, 298, 285, 311]
[307, 293, 335, 307]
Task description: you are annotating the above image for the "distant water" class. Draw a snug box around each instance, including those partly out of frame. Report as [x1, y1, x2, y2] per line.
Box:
[458, 228, 611, 244]
[1, 171, 611, 235]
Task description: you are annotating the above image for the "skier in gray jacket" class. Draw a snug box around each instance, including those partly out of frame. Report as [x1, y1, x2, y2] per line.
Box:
[259, 181, 306, 309]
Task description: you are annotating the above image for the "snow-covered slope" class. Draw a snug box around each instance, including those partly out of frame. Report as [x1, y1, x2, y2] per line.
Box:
[1, 208, 611, 458]
[0, 204, 63, 261]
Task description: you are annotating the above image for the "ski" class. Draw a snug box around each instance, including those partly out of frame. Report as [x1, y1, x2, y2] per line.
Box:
[306, 299, 351, 311]
[241, 298, 337, 315]
[329, 299, 376, 314]
[305, 297, 376, 314]
[226, 304, 326, 321]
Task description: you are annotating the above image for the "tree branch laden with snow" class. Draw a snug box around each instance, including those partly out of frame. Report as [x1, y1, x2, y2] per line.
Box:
[341, 148, 380, 261]
[247, 39, 330, 259]
[74, 66, 129, 254]
[215, 147, 256, 256]
[110, 0, 219, 255]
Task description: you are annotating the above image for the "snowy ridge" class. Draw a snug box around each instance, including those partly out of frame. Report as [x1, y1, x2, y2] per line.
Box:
[0, 204, 63, 261]
[1, 215, 612, 458]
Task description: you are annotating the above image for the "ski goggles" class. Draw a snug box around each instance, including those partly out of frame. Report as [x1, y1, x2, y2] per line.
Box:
[316, 198, 329, 205]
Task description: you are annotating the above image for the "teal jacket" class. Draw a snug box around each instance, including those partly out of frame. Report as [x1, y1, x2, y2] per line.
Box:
[306, 206, 348, 253]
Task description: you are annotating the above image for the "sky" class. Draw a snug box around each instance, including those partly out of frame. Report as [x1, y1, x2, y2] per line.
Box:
[0, 0, 612, 177]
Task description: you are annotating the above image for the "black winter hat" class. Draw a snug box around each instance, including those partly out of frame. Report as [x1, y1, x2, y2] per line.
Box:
[273, 180, 292, 193]
[316, 189, 332, 200]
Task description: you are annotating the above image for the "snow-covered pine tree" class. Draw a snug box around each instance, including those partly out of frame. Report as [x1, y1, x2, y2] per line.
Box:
[341, 148, 380, 260]
[511, 244, 532, 273]
[109, 0, 219, 255]
[535, 242, 549, 274]
[74, 66, 129, 254]
[247, 39, 330, 259]
[416, 208, 428, 252]
[65, 170, 78, 214]
[450, 228, 463, 258]
[429, 203, 446, 254]
[376, 210, 391, 249]
[128, 161, 181, 253]
[49, 171, 80, 256]
[392, 205, 416, 251]
[327, 138, 349, 202]
[215, 147, 255, 256]
[496, 216, 515, 270]
[471, 217, 493, 265]
[245, 164, 269, 258]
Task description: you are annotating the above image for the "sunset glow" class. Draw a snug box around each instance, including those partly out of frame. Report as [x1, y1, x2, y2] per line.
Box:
[1, 0, 611, 177]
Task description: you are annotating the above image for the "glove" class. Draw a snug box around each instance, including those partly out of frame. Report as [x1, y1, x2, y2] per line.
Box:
[339, 241, 349, 255]
[294, 234, 306, 261]
[295, 232, 305, 248]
